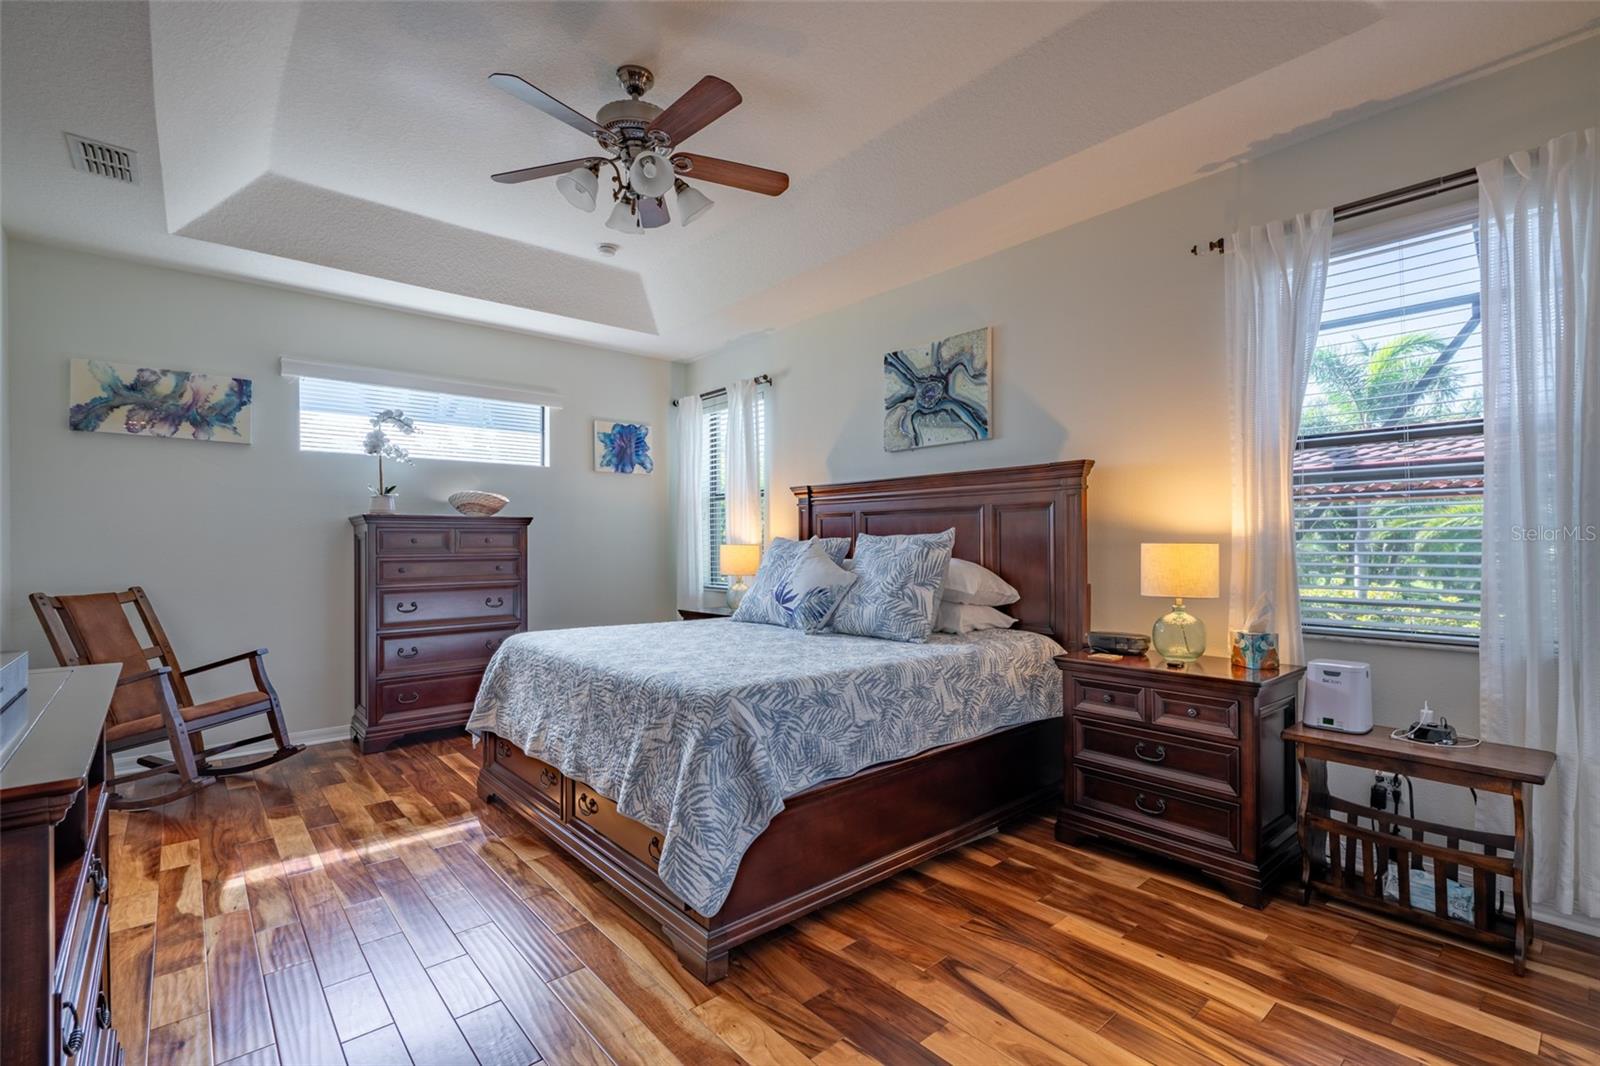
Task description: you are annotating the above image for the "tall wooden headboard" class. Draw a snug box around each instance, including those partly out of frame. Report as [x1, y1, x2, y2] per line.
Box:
[793, 461, 1093, 649]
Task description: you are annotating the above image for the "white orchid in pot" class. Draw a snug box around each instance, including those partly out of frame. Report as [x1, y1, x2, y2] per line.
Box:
[365, 409, 418, 513]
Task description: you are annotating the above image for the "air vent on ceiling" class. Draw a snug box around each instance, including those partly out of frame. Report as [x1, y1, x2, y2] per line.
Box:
[64, 133, 138, 184]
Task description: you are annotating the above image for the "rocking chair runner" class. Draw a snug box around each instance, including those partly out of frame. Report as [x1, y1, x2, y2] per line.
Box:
[30, 586, 303, 810]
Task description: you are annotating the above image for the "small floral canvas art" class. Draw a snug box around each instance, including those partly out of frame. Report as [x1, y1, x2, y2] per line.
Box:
[594, 419, 654, 475]
[68, 359, 252, 443]
[884, 327, 991, 452]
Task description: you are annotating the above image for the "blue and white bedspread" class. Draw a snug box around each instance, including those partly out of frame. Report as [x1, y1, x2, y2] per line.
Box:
[466, 619, 1063, 916]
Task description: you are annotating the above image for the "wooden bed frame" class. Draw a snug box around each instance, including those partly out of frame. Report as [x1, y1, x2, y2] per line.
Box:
[476, 460, 1092, 981]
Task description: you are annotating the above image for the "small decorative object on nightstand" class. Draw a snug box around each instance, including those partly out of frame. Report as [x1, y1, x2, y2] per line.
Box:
[1140, 542, 1219, 665]
[719, 543, 760, 609]
[1056, 650, 1305, 907]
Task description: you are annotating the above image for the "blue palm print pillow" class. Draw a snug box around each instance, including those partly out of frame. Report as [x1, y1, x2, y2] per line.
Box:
[731, 537, 851, 628]
[827, 529, 956, 643]
[772, 542, 858, 634]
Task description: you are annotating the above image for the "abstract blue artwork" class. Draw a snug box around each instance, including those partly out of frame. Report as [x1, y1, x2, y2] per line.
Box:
[884, 327, 991, 452]
[594, 419, 654, 474]
[68, 359, 253, 444]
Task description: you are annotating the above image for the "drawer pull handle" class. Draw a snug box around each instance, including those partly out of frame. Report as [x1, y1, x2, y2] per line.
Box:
[96, 992, 112, 1030]
[409, 537, 418, 544]
[1134, 793, 1167, 817]
[397, 566, 408, 574]
[648, 835, 662, 860]
[495, 739, 512, 759]
[1134, 742, 1166, 764]
[396, 601, 419, 614]
[576, 793, 599, 817]
[494, 564, 505, 571]
[396, 691, 421, 705]
[88, 856, 108, 898]
[539, 768, 559, 788]
[483, 537, 493, 544]
[1186, 706, 1200, 718]
[485, 596, 505, 608]
[485, 638, 500, 650]
[61, 1001, 84, 1055]
[396, 647, 419, 660]
[1101, 693, 1114, 704]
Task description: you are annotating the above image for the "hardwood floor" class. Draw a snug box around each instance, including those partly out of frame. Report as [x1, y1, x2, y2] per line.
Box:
[108, 737, 1599, 1065]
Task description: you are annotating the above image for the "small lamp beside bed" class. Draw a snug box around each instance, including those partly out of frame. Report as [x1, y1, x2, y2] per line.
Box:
[1140, 542, 1220, 666]
[720, 543, 761, 609]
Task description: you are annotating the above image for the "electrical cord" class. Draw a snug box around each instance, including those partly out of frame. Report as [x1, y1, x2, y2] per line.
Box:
[1389, 719, 1482, 748]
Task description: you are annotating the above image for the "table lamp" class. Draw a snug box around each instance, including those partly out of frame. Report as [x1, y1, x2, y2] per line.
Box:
[1140, 543, 1220, 665]
[720, 543, 761, 609]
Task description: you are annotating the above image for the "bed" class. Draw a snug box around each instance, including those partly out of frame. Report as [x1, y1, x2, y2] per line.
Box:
[471, 460, 1092, 980]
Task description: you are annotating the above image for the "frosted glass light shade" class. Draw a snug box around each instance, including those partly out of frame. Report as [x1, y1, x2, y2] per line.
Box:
[556, 166, 598, 211]
[1140, 543, 1220, 599]
[605, 199, 643, 233]
[629, 151, 675, 198]
[720, 543, 761, 578]
[675, 179, 713, 226]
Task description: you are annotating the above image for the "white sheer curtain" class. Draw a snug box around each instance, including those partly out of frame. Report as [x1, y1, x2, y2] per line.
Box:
[1478, 127, 1599, 918]
[671, 392, 707, 610]
[724, 378, 763, 547]
[1225, 210, 1334, 667]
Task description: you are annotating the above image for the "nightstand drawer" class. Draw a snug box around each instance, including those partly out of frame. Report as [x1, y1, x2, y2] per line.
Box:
[1073, 768, 1240, 854]
[1150, 687, 1239, 738]
[1073, 719, 1240, 798]
[1069, 676, 1144, 724]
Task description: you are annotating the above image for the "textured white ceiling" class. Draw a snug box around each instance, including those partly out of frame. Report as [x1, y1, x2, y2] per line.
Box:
[4, 1, 1598, 358]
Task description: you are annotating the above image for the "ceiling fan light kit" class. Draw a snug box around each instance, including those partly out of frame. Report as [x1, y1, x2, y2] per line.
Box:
[489, 64, 788, 239]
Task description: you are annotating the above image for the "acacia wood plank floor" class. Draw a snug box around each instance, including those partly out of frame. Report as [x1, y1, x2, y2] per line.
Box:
[108, 737, 1600, 1065]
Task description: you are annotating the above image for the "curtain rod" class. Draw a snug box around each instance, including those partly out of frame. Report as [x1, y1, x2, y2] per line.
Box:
[1188, 168, 1480, 255]
[671, 374, 772, 407]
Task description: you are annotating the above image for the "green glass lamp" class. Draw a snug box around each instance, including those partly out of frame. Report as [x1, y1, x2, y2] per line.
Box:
[1140, 543, 1220, 666]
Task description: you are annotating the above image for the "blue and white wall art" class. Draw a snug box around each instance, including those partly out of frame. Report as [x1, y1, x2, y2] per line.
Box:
[883, 327, 992, 452]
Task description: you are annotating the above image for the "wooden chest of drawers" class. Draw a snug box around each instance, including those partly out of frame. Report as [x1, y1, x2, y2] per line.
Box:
[1055, 651, 1305, 907]
[350, 514, 531, 754]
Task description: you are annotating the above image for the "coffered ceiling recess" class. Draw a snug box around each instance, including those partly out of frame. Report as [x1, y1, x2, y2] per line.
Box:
[3, 2, 1597, 358]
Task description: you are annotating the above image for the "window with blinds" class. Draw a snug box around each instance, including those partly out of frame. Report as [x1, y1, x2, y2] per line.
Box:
[705, 389, 769, 589]
[1294, 204, 1483, 643]
[297, 376, 549, 466]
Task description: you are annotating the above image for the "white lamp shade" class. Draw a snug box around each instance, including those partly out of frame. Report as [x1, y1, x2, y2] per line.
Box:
[629, 151, 675, 198]
[556, 166, 598, 211]
[719, 543, 761, 578]
[1140, 543, 1220, 599]
[605, 199, 643, 233]
[675, 180, 713, 226]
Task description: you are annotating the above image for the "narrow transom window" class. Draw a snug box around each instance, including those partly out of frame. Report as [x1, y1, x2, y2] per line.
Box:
[295, 376, 550, 467]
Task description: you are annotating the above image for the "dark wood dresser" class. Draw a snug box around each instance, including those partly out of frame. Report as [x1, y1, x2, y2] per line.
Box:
[1, 664, 123, 1066]
[350, 514, 531, 754]
[1055, 651, 1305, 906]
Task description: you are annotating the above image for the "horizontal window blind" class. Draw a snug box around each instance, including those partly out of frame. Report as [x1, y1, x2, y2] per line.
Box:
[706, 389, 769, 589]
[1294, 205, 1483, 643]
[298, 376, 549, 467]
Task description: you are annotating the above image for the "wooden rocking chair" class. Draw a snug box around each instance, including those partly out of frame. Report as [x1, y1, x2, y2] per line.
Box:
[30, 586, 304, 810]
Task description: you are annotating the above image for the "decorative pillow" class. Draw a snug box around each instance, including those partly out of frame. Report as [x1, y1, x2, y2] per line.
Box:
[828, 529, 956, 643]
[941, 558, 1020, 607]
[731, 537, 851, 627]
[934, 601, 1018, 634]
[773, 542, 858, 633]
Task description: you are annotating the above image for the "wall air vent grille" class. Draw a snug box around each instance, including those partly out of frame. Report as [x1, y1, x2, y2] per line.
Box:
[64, 133, 137, 183]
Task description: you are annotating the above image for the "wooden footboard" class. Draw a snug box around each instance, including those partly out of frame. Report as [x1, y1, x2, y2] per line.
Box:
[477, 717, 1063, 981]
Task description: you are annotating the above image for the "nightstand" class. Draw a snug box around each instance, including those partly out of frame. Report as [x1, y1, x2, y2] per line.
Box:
[678, 608, 732, 620]
[1055, 650, 1305, 907]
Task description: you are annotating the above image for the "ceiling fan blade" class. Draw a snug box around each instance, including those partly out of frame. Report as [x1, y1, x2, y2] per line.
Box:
[490, 157, 605, 184]
[637, 196, 671, 229]
[647, 76, 741, 148]
[489, 73, 608, 140]
[672, 154, 788, 196]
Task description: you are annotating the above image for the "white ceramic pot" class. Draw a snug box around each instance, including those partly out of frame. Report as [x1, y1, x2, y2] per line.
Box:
[369, 494, 399, 514]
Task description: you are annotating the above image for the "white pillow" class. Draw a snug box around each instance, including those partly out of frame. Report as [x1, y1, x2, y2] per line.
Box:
[941, 558, 1020, 607]
[934, 602, 1018, 634]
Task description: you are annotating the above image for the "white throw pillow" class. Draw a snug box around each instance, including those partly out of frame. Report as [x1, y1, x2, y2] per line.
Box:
[934, 602, 1019, 634]
[941, 558, 1020, 606]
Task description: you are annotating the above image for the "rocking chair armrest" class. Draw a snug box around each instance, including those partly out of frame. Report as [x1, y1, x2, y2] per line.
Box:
[186, 648, 269, 675]
[117, 666, 174, 688]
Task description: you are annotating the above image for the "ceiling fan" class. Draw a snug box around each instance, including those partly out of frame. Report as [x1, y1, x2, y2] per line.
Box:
[488, 64, 789, 234]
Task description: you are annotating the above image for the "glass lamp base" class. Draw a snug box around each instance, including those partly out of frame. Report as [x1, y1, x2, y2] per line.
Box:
[726, 579, 749, 610]
[1152, 604, 1206, 663]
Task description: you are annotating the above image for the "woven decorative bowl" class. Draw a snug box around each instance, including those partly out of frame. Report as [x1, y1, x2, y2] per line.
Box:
[447, 491, 510, 517]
